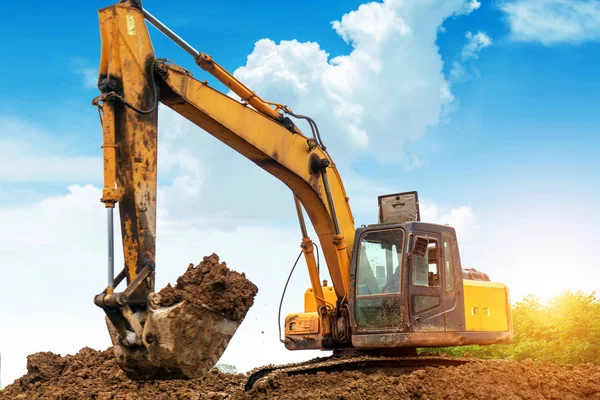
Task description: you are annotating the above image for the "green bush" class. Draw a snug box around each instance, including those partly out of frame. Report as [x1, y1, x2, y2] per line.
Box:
[422, 290, 600, 364]
[214, 362, 238, 374]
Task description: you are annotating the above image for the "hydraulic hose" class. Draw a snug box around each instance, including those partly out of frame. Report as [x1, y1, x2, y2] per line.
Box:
[278, 251, 303, 343]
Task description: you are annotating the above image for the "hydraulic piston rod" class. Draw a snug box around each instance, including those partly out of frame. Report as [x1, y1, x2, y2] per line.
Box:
[142, 9, 199, 59]
[107, 208, 115, 293]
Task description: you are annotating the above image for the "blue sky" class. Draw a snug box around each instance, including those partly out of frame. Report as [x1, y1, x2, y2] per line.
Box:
[1, 0, 598, 208]
[0, 0, 599, 386]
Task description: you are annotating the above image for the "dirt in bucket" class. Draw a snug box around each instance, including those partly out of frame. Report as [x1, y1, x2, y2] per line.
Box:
[158, 253, 258, 322]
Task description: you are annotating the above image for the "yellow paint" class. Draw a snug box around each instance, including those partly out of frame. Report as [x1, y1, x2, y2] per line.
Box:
[285, 312, 320, 335]
[304, 285, 337, 312]
[464, 280, 510, 332]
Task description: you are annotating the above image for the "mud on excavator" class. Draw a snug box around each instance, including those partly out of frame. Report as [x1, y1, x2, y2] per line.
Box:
[91, 0, 513, 389]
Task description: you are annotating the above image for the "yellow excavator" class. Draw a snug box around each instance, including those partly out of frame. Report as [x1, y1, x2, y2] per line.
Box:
[91, 0, 513, 389]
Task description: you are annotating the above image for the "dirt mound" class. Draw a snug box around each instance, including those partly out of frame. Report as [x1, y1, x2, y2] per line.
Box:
[245, 360, 600, 399]
[1, 347, 245, 400]
[158, 253, 258, 322]
[3, 348, 600, 400]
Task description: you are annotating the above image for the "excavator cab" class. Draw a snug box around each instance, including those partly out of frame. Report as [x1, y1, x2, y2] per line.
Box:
[285, 192, 512, 351]
[349, 220, 512, 348]
[351, 223, 461, 336]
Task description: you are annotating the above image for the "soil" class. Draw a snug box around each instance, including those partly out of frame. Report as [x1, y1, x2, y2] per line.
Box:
[158, 253, 258, 322]
[244, 360, 600, 400]
[0, 348, 245, 400]
[3, 347, 600, 400]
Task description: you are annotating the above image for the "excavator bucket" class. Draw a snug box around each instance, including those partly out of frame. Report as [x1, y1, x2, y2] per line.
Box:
[106, 298, 241, 379]
[98, 255, 258, 380]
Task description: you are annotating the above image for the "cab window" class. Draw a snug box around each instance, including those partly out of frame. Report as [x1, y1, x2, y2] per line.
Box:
[412, 238, 439, 287]
[355, 228, 405, 329]
[356, 229, 404, 295]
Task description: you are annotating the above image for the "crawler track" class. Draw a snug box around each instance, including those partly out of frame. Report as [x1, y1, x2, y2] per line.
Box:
[245, 355, 472, 391]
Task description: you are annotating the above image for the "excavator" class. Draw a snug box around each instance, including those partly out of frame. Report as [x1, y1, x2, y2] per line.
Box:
[91, 0, 513, 390]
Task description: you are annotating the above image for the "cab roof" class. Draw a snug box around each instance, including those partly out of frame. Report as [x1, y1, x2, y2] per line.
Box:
[363, 221, 457, 236]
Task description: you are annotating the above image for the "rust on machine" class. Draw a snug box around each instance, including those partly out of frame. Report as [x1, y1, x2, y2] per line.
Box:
[108, 254, 258, 380]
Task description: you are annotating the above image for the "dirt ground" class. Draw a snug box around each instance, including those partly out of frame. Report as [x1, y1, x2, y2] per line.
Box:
[2, 347, 600, 400]
[0, 348, 244, 400]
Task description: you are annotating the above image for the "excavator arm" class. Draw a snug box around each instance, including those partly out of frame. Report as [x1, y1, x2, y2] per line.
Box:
[92, 0, 356, 378]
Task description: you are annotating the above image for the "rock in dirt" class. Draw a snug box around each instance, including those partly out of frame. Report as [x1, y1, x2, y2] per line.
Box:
[3, 347, 600, 400]
[158, 253, 258, 322]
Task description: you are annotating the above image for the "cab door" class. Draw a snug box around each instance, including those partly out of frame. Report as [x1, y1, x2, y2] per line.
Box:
[408, 232, 445, 331]
[353, 228, 406, 332]
[440, 231, 465, 331]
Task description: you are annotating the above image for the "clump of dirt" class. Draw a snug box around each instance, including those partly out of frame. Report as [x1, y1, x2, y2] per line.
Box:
[3, 348, 600, 400]
[19, 352, 67, 384]
[158, 253, 258, 322]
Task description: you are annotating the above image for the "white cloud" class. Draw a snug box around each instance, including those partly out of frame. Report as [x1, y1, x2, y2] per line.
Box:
[79, 68, 98, 89]
[154, 106, 295, 228]
[499, 0, 600, 45]
[461, 31, 493, 59]
[0, 116, 101, 184]
[70, 57, 98, 89]
[464, 0, 482, 13]
[233, 0, 481, 164]
[450, 31, 493, 82]
[421, 202, 478, 243]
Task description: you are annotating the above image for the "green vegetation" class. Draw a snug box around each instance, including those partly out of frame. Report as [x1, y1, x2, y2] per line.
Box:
[423, 290, 600, 364]
[214, 362, 238, 374]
